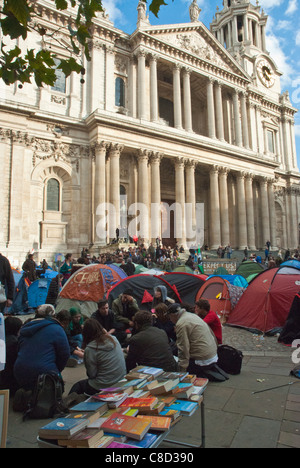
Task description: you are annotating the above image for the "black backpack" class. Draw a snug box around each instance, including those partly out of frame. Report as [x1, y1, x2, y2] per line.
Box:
[217, 345, 243, 375]
[23, 372, 64, 420]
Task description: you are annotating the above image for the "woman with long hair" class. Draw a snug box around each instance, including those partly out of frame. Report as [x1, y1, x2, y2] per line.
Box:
[69, 319, 126, 396]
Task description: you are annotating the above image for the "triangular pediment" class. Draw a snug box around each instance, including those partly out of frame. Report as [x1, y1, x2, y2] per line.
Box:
[137, 23, 250, 81]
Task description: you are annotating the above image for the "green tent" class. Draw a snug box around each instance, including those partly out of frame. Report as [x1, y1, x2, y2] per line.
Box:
[235, 260, 265, 282]
[173, 265, 194, 274]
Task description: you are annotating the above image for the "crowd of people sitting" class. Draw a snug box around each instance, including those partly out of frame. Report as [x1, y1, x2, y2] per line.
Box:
[0, 276, 227, 412]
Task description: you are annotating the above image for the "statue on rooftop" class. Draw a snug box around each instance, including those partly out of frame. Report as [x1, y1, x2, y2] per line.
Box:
[189, 0, 201, 22]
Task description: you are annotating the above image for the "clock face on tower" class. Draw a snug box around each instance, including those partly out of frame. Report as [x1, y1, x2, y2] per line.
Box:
[256, 60, 275, 88]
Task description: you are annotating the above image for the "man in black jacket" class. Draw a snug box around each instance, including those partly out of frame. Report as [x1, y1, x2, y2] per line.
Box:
[0, 254, 15, 313]
[125, 310, 178, 372]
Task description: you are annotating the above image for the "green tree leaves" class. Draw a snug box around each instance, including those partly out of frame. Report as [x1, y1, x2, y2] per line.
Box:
[0, 0, 169, 87]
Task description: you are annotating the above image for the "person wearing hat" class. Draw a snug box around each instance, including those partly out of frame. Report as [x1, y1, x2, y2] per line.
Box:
[112, 289, 139, 332]
[167, 303, 228, 382]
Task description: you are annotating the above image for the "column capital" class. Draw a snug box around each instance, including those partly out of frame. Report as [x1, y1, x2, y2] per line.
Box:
[236, 170, 247, 180]
[219, 166, 229, 176]
[245, 172, 254, 181]
[136, 48, 147, 58]
[149, 53, 159, 62]
[173, 62, 182, 71]
[137, 148, 151, 162]
[109, 143, 124, 157]
[150, 151, 163, 164]
[186, 159, 196, 169]
[210, 164, 220, 175]
[175, 156, 186, 169]
[183, 66, 192, 75]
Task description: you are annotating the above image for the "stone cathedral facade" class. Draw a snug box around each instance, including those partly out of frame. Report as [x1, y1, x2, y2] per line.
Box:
[0, 0, 299, 265]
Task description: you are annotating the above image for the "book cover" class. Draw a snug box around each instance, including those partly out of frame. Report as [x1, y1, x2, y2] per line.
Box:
[87, 417, 109, 429]
[58, 428, 104, 447]
[182, 374, 197, 383]
[157, 372, 188, 382]
[66, 410, 104, 425]
[99, 384, 134, 394]
[157, 395, 177, 406]
[193, 378, 209, 389]
[69, 400, 108, 414]
[172, 383, 194, 399]
[38, 417, 88, 440]
[122, 408, 139, 417]
[159, 408, 181, 421]
[130, 389, 151, 398]
[136, 415, 171, 431]
[125, 432, 158, 448]
[137, 401, 165, 415]
[168, 399, 198, 416]
[125, 372, 153, 381]
[120, 397, 158, 411]
[101, 413, 152, 441]
[137, 366, 164, 377]
[93, 392, 129, 408]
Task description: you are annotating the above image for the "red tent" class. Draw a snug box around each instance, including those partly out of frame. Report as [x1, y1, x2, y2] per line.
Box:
[195, 276, 245, 323]
[226, 266, 300, 333]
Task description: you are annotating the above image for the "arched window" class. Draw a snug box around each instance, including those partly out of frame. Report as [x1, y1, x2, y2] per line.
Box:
[46, 178, 60, 211]
[115, 77, 125, 107]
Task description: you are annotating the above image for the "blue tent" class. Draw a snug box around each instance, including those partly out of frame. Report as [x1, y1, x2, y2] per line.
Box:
[28, 278, 52, 308]
[281, 260, 300, 270]
[208, 275, 248, 288]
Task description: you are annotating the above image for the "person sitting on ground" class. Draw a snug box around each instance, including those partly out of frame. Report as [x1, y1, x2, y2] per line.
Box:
[0, 316, 23, 395]
[194, 299, 223, 345]
[151, 285, 175, 309]
[112, 289, 139, 331]
[91, 299, 127, 346]
[56, 309, 84, 367]
[153, 303, 177, 355]
[68, 306, 84, 351]
[126, 310, 178, 373]
[13, 304, 70, 392]
[69, 319, 126, 396]
[167, 303, 228, 382]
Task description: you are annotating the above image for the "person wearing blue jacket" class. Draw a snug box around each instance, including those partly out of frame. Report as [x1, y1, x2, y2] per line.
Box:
[13, 304, 70, 391]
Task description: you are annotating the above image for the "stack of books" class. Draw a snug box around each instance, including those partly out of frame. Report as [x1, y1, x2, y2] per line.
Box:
[37, 367, 208, 448]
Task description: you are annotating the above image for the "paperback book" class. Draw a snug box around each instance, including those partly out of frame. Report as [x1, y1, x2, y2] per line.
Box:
[168, 399, 199, 416]
[136, 415, 171, 431]
[38, 417, 88, 440]
[120, 396, 158, 411]
[101, 412, 152, 441]
[92, 392, 129, 408]
[58, 428, 104, 448]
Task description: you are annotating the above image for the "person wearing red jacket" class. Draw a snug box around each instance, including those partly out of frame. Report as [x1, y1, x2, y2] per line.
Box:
[195, 299, 223, 345]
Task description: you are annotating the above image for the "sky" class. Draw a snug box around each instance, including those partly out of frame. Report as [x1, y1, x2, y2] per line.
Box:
[102, 0, 300, 170]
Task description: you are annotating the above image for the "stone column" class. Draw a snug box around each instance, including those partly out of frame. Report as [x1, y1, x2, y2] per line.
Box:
[260, 177, 271, 245]
[94, 141, 109, 244]
[282, 117, 292, 172]
[137, 149, 150, 241]
[183, 68, 193, 132]
[233, 90, 242, 147]
[137, 49, 147, 120]
[185, 160, 196, 244]
[175, 158, 186, 247]
[207, 78, 216, 140]
[245, 173, 256, 250]
[240, 92, 250, 149]
[215, 81, 225, 141]
[219, 167, 230, 246]
[109, 144, 123, 239]
[150, 152, 162, 240]
[173, 64, 182, 130]
[209, 165, 221, 249]
[288, 186, 298, 249]
[150, 55, 159, 123]
[267, 178, 277, 249]
[105, 44, 115, 112]
[128, 57, 137, 118]
[236, 172, 248, 249]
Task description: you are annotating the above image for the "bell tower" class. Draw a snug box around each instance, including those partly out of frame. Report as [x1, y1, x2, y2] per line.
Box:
[210, 0, 268, 58]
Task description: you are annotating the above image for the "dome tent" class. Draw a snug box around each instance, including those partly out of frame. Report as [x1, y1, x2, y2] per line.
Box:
[235, 260, 265, 282]
[278, 292, 300, 345]
[227, 265, 300, 334]
[107, 274, 181, 311]
[195, 276, 246, 323]
[56, 263, 126, 318]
